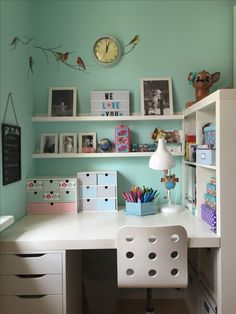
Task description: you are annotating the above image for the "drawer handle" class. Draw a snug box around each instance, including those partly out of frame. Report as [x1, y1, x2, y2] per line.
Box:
[17, 295, 47, 299]
[17, 274, 45, 279]
[16, 253, 45, 258]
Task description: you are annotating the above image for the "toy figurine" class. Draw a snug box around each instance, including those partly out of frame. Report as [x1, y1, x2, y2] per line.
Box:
[186, 70, 220, 107]
[161, 174, 179, 190]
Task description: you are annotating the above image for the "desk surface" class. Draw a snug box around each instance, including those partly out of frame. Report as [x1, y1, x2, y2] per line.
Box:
[0, 210, 220, 252]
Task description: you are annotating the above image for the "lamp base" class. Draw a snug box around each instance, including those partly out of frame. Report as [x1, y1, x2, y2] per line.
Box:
[159, 204, 184, 214]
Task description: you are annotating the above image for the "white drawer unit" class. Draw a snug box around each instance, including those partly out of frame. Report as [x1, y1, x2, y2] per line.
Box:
[0, 251, 82, 314]
[77, 171, 117, 211]
[26, 177, 77, 214]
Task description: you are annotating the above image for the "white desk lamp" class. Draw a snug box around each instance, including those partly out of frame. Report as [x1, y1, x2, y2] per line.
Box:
[149, 138, 183, 213]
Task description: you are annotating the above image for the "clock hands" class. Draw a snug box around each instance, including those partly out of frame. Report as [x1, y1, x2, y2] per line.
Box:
[105, 39, 110, 53]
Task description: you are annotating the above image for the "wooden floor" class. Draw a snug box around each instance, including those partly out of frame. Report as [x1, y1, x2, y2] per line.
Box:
[84, 298, 189, 314]
[117, 299, 189, 314]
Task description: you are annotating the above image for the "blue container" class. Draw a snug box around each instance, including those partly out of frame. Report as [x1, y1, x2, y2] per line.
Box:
[125, 201, 156, 216]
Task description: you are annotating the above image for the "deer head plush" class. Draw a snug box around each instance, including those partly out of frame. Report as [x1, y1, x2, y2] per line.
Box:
[186, 70, 220, 107]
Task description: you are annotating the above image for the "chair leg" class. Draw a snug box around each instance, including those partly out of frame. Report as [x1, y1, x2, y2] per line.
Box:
[145, 288, 155, 314]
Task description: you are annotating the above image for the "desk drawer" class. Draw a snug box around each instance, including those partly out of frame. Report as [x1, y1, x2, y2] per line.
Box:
[0, 295, 63, 314]
[0, 253, 62, 275]
[0, 274, 62, 295]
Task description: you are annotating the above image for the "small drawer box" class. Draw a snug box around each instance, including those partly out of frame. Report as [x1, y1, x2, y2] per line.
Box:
[79, 198, 97, 211]
[97, 185, 116, 198]
[196, 148, 215, 165]
[97, 198, 116, 211]
[0, 295, 63, 314]
[78, 186, 97, 198]
[77, 173, 97, 185]
[97, 172, 117, 185]
[125, 202, 157, 216]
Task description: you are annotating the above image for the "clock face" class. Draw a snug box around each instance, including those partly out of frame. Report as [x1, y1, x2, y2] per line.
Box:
[93, 37, 121, 65]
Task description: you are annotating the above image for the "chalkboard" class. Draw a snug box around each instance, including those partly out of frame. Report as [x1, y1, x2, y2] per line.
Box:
[2, 123, 21, 185]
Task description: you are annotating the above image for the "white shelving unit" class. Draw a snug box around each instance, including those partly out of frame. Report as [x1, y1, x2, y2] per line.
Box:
[183, 89, 236, 314]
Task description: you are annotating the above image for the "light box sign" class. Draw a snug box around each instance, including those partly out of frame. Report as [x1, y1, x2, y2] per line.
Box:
[91, 91, 129, 116]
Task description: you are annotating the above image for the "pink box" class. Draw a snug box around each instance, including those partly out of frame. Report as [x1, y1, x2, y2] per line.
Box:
[115, 125, 130, 152]
[27, 202, 77, 214]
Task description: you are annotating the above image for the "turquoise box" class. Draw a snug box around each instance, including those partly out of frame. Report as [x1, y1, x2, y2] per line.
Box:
[125, 201, 156, 216]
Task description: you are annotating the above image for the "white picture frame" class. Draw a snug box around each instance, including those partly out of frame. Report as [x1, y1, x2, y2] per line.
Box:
[59, 133, 77, 153]
[140, 77, 173, 115]
[48, 87, 77, 117]
[40, 133, 58, 154]
[79, 132, 96, 153]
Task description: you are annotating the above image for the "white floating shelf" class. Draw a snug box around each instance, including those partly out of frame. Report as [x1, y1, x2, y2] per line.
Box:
[32, 152, 184, 159]
[32, 113, 184, 122]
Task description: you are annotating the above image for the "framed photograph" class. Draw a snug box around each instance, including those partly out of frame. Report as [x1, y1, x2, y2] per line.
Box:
[40, 133, 58, 154]
[79, 132, 96, 153]
[59, 133, 77, 153]
[140, 77, 173, 115]
[48, 87, 77, 117]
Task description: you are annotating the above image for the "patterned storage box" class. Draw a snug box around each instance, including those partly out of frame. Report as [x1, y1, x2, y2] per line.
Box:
[201, 204, 217, 229]
[204, 125, 216, 146]
[26, 177, 77, 214]
[115, 125, 130, 152]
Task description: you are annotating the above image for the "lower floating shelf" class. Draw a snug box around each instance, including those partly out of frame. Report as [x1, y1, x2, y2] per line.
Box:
[32, 152, 184, 158]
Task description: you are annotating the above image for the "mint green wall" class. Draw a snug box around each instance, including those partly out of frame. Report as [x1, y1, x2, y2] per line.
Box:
[1, 1, 235, 217]
[0, 0, 35, 220]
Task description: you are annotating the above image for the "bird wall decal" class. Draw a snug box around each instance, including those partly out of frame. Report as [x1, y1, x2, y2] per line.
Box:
[9, 34, 140, 74]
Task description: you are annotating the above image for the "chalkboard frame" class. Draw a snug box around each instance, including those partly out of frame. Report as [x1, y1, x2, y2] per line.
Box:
[2, 123, 21, 185]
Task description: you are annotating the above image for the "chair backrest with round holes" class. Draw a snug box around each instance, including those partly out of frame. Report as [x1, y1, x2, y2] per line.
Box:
[116, 225, 188, 288]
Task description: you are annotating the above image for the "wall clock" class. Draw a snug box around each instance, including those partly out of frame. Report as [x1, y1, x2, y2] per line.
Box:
[93, 36, 121, 66]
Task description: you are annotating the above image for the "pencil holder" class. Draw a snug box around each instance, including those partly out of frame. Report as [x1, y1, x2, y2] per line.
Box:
[125, 201, 156, 216]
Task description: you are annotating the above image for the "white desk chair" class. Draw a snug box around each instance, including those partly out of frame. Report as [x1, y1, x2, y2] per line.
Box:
[116, 225, 188, 313]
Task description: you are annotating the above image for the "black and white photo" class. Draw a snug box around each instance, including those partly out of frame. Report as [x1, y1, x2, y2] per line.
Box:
[48, 87, 77, 117]
[140, 77, 173, 115]
[40, 133, 58, 153]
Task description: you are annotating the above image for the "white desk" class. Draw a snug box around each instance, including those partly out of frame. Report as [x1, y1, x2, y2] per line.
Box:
[0, 209, 220, 253]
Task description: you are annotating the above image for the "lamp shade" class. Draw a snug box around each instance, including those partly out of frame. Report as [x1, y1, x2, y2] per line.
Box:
[149, 138, 175, 170]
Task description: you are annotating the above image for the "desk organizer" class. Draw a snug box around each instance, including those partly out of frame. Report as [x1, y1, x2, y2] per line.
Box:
[26, 177, 77, 214]
[125, 201, 156, 216]
[77, 171, 117, 211]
